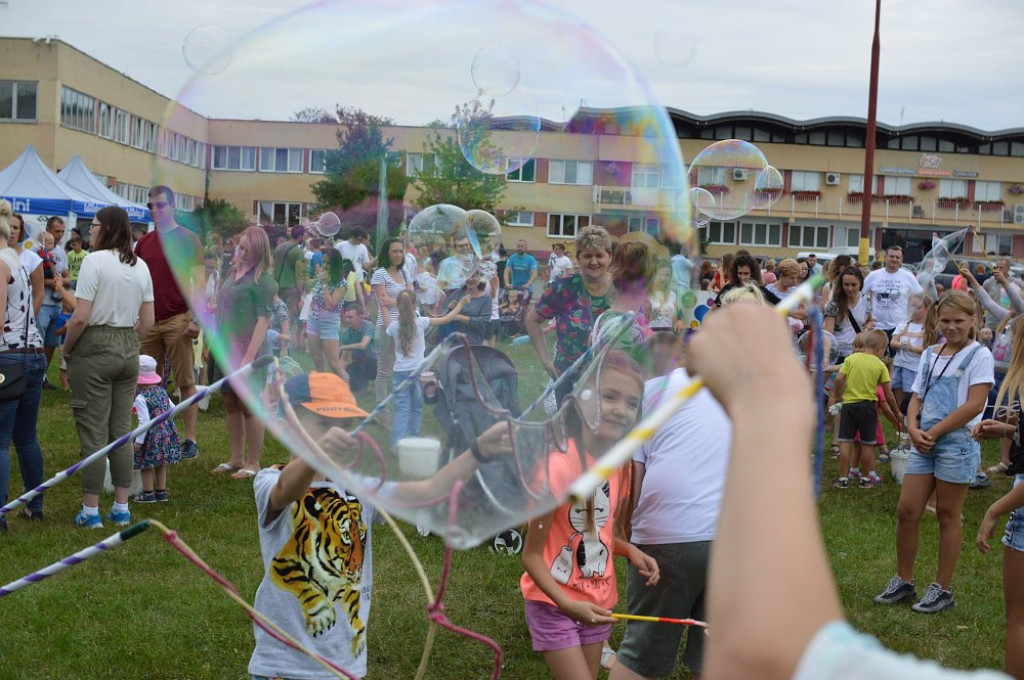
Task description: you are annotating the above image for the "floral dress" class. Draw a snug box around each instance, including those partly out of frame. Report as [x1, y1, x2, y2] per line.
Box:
[534, 274, 612, 374]
[133, 385, 182, 469]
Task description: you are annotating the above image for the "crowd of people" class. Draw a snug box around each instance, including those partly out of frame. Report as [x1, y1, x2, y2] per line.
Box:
[4, 185, 1024, 680]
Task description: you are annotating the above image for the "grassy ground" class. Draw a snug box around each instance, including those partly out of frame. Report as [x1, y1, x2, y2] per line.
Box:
[0, 342, 1012, 679]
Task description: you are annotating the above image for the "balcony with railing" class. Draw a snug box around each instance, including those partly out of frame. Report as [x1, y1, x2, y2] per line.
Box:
[752, 192, 1019, 228]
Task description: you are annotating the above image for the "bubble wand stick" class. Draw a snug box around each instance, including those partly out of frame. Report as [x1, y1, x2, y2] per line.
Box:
[0, 521, 152, 598]
[568, 273, 825, 503]
[611, 613, 708, 628]
[0, 355, 274, 515]
[970, 224, 998, 271]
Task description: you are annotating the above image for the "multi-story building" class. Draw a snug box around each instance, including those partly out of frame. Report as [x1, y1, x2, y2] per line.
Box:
[3, 36, 1024, 261]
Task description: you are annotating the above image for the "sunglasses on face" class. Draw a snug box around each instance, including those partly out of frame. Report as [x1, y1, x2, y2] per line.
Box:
[147, 201, 170, 210]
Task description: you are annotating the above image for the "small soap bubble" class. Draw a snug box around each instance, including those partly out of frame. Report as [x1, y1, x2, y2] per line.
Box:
[456, 92, 540, 175]
[471, 44, 521, 96]
[182, 26, 232, 75]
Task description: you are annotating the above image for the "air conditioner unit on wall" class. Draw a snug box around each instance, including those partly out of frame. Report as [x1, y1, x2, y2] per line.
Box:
[1015, 204, 1024, 225]
[825, 172, 841, 186]
[733, 168, 748, 181]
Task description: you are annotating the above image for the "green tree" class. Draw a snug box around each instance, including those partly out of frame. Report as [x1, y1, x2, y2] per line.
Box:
[184, 197, 248, 241]
[310, 107, 408, 237]
[412, 102, 507, 212]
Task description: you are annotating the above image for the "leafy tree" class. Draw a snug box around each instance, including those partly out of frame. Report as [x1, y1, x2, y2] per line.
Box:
[310, 107, 407, 237]
[183, 197, 248, 240]
[411, 101, 507, 212]
[290, 107, 339, 124]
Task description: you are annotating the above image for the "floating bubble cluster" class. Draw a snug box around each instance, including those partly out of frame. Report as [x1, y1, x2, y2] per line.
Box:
[687, 139, 769, 221]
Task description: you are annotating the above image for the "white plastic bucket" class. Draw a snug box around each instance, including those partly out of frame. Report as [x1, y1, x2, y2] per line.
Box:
[890, 447, 910, 485]
[397, 437, 442, 479]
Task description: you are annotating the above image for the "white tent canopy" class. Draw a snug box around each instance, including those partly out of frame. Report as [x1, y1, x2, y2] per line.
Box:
[56, 154, 151, 223]
[0, 144, 105, 240]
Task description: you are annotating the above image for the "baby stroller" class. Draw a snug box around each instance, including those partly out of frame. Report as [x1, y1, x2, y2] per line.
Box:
[434, 343, 526, 554]
[498, 287, 533, 340]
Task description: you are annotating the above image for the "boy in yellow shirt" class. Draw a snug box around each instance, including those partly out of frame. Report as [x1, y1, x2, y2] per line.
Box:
[831, 330, 902, 489]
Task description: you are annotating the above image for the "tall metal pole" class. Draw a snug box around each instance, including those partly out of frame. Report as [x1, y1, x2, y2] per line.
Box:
[859, 0, 882, 264]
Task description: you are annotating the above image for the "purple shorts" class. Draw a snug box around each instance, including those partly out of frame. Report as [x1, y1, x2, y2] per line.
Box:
[524, 599, 612, 652]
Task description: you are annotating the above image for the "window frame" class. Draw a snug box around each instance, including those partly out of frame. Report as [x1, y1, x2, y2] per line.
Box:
[547, 213, 590, 238]
[259, 147, 304, 173]
[505, 210, 534, 227]
[212, 145, 258, 171]
[506, 157, 535, 182]
[790, 171, 820, 192]
[706, 220, 737, 246]
[788, 224, 830, 249]
[739, 221, 782, 248]
[548, 160, 593, 186]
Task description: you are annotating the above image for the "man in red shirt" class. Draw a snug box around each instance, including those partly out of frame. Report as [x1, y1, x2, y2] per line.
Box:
[135, 186, 205, 458]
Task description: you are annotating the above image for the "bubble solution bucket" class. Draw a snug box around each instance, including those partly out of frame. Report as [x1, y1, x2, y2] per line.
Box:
[890, 447, 910, 485]
[397, 437, 442, 479]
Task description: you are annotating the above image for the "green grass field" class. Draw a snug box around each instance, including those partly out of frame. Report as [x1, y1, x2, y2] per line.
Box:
[0, 342, 1012, 679]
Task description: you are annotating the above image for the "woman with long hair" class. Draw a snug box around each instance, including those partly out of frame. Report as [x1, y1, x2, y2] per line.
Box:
[371, 238, 413, 426]
[386, 289, 465, 447]
[0, 201, 47, 528]
[875, 291, 994, 613]
[824, 267, 871, 361]
[63, 206, 155, 527]
[210, 227, 277, 479]
[306, 249, 348, 379]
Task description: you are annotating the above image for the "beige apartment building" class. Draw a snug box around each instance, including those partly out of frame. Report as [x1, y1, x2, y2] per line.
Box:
[3, 36, 1024, 261]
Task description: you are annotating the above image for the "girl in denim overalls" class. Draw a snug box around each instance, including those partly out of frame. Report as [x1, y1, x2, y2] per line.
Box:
[976, 312, 1024, 676]
[874, 291, 994, 614]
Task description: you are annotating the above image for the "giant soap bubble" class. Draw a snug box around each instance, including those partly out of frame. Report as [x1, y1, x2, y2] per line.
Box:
[153, 0, 694, 549]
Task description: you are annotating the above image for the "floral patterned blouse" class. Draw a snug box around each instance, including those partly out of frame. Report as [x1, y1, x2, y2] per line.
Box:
[534, 274, 612, 373]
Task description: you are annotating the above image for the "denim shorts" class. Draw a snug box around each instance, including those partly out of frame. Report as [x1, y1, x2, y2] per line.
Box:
[906, 439, 980, 484]
[891, 365, 917, 392]
[35, 304, 61, 347]
[524, 599, 611, 652]
[1003, 477, 1024, 553]
[306, 312, 341, 340]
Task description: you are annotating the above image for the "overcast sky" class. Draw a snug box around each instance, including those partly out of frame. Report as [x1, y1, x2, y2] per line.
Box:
[5, 0, 1023, 131]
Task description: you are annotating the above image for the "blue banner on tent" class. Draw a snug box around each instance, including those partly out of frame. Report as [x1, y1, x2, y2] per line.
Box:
[2, 195, 150, 222]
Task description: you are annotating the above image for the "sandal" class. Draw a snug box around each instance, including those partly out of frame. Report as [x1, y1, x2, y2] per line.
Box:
[212, 463, 240, 474]
[987, 461, 1010, 476]
[230, 468, 258, 479]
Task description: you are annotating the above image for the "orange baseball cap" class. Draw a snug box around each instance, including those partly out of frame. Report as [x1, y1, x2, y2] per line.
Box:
[285, 372, 369, 419]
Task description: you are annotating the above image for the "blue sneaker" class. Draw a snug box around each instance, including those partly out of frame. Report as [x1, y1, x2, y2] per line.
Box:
[105, 509, 131, 527]
[181, 439, 199, 459]
[74, 511, 103, 529]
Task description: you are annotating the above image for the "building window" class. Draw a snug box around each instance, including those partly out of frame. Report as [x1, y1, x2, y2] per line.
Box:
[309, 149, 328, 174]
[848, 175, 878, 194]
[549, 160, 593, 186]
[739, 222, 782, 247]
[258, 201, 302, 225]
[259, 148, 303, 173]
[507, 158, 535, 182]
[115, 109, 130, 144]
[790, 171, 820, 192]
[884, 176, 912, 196]
[939, 179, 968, 199]
[547, 213, 590, 238]
[98, 103, 113, 138]
[694, 164, 727, 187]
[212, 146, 257, 171]
[60, 86, 96, 133]
[505, 211, 534, 226]
[0, 81, 37, 122]
[405, 152, 423, 177]
[975, 180, 1002, 202]
[789, 224, 829, 249]
[130, 185, 149, 205]
[177, 195, 196, 213]
[628, 216, 660, 236]
[706, 221, 736, 245]
[832, 226, 861, 249]
[631, 165, 662, 189]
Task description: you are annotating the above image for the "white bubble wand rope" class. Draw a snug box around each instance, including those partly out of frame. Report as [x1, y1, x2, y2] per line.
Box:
[567, 273, 826, 503]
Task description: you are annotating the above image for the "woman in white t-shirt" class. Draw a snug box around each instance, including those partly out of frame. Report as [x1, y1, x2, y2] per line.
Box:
[370, 238, 413, 425]
[63, 207, 155, 529]
[890, 295, 937, 409]
[648, 264, 680, 332]
[7, 212, 43, 316]
[823, 267, 872, 360]
[386, 290, 466, 448]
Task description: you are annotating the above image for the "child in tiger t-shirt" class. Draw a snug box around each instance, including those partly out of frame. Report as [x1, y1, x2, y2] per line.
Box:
[249, 372, 510, 680]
